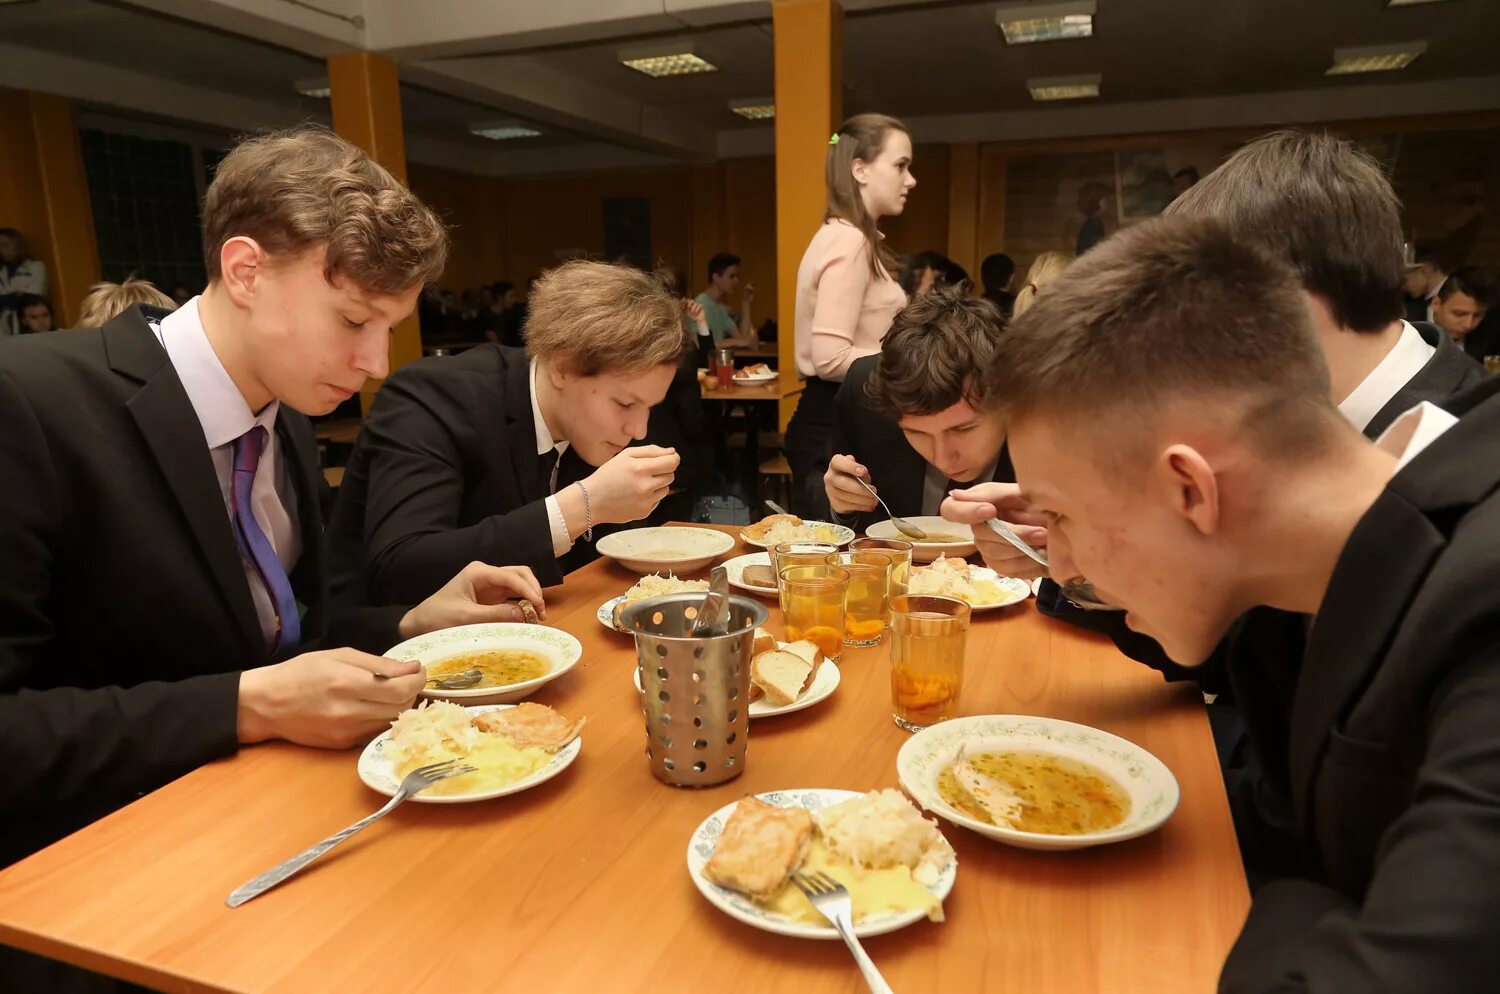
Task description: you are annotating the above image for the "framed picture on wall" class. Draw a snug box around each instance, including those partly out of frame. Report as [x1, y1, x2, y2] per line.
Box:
[1114, 149, 1175, 223]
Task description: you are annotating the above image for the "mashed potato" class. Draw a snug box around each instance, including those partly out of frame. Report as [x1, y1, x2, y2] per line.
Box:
[384, 701, 551, 797]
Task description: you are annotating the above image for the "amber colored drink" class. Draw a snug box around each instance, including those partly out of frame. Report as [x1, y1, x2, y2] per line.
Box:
[826, 551, 891, 647]
[849, 537, 913, 603]
[778, 565, 850, 660]
[889, 595, 970, 731]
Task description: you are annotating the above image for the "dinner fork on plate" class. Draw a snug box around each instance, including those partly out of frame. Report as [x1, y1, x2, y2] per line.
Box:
[792, 871, 895, 994]
[226, 758, 475, 908]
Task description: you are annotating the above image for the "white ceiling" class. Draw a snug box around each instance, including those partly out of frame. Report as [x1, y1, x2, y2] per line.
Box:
[0, 0, 1496, 175]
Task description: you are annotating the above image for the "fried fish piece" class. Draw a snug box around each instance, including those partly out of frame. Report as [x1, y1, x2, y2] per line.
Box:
[474, 702, 585, 751]
[743, 513, 801, 541]
[703, 796, 814, 901]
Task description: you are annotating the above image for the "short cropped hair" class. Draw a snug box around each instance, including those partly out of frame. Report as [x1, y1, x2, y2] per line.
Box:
[525, 260, 687, 376]
[78, 276, 175, 327]
[983, 215, 1339, 464]
[866, 284, 1005, 418]
[203, 126, 448, 294]
[1440, 266, 1500, 308]
[707, 252, 740, 282]
[980, 253, 1015, 294]
[1165, 129, 1403, 334]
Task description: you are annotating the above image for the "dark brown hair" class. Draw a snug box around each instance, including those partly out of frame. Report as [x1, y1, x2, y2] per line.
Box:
[203, 126, 448, 294]
[1164, 129, 1404, 334]
[1440, 266, 1500, 308]
[526, 260, 687, 376]
[866, 283, 1005, 418]
[826, 113, 908, 281]
[983, 215, 1340, 463]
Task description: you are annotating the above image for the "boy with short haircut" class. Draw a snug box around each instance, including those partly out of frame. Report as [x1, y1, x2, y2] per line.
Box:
[819, 285, 1013, 531]
[988, 213, 1500, 991]
[0, 127, 542, 878]
[695, 251, 757, 348]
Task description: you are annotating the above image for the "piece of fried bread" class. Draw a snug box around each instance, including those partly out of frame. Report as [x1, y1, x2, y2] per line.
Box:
[702, 796, 814, 901]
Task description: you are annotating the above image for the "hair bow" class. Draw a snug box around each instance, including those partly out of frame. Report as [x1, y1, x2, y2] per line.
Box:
[829, 133, 841, 146]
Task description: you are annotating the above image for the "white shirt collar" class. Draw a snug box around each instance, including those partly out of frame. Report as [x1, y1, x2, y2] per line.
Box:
[1336, 321, 1435, 433]
[154, 296, 278, 449]
[528, 360, 568, 458]
[1374, 400, 1458, 473]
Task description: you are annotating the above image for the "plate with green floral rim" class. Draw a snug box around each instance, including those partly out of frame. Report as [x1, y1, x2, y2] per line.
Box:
[686, 788, 957, 940]
[896, 714, 1180, 851]
[387, 623, 583, 706]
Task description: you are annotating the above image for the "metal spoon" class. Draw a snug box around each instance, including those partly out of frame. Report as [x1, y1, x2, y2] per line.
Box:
[691, 566, 731, 637]
[852, 476, 928, 541]
[983, 519, 1121, 612]
[427, 668, 483, 690]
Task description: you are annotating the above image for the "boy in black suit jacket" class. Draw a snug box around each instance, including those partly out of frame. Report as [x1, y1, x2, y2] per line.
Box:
[818, 284, 1015, 533]
[989, 213, 1500, 992]
[0, 129, 545, 886]
[327, 260, 685, 607]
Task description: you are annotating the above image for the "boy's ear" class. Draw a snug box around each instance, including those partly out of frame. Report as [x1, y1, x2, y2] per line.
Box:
[218, 236, 265, 304]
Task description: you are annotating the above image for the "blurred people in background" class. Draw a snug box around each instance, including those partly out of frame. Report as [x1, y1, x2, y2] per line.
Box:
[1075, 182, 1109, 255]
[1011, 252, 1072, 318]
[980, 253, 1016, 317]
[0, 227, 49, 337]
[17, 294, 54, 334]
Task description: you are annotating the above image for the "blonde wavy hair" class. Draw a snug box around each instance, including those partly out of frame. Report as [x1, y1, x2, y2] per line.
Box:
[78, 276, 175, 327]
[525, 260, 687, 376]
[1012, 251, 1073, 317]
[203, 126, 448, 293]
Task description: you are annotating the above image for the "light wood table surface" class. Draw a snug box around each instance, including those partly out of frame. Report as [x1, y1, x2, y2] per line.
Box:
[0, 525, 1248, 994]
[700, 379, 789, 402]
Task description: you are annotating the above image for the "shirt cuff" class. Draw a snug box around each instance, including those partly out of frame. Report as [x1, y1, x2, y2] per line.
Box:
[545, 495, 575, 557]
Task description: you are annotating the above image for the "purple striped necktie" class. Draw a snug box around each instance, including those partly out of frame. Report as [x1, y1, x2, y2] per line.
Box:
[229, 425, 300, 653]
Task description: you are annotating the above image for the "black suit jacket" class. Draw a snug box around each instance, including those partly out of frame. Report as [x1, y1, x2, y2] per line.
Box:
[1220, 375, 1500, 992]
[0, 307, 405, 867]
[810, 354, 1016, 531]
[328, 345, 606, 610]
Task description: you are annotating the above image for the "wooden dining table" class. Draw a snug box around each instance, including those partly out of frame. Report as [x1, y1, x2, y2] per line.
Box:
[0, 524, 1249, 993]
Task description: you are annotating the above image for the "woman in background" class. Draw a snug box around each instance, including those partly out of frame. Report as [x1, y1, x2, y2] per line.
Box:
[783, 113, 915, 514]
[1011, 251, 1072, 318]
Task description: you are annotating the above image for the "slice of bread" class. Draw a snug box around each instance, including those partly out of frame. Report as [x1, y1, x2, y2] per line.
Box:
[781, 639, 825, 694]
[751, 650, 813, 706]
[752, 627, 777, 657]
[741, 565, 777, 588]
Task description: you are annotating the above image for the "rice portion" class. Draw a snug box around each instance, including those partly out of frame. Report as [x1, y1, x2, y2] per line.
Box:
[814, 789, 956, 887]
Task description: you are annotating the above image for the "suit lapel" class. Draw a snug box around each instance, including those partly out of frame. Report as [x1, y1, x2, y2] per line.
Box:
[107, 310, 264, 655]
[1287, 492, 1443, 834]
[1366, 324, 1483, 437]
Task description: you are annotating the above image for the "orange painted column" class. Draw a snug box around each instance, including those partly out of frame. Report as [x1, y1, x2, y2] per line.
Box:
[946, 142, 979, 290]
[0, 90, 100, 328]
[772, 0, 842, 431]
[327, 52, 422, 412]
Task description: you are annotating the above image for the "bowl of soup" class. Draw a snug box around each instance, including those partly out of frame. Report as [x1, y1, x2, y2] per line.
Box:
[864, 517, 976, 563]
[896, 714, 1180, 851]
[387, 623, 584, 706]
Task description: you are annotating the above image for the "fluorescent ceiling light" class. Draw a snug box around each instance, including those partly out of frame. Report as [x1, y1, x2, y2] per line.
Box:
[620, 42, 717, 77]
[1385, 0, 1450, 6]
[729, 98, 774, 120]
[295, 77, 331, 99]
[470, 122, 542, 141]
[995, 1, 1095, 44]
[1326, 41, 1426, 74]
[1028, 73, 1101, 101]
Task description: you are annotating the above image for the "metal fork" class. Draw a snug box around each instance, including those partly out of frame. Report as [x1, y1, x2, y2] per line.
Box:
[853, 476, 927, 541]
[792, 871, 895, 994]
[226, 758, 476, 908]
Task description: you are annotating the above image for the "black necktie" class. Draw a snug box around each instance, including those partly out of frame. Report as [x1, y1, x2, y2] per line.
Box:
[539, 447, 560, 495]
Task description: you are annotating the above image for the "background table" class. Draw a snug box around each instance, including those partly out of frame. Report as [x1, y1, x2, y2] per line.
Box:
[0, 525, 1248, 993]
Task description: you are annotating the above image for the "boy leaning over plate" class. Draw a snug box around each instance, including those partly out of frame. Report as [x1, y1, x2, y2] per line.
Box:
[981, 212, 1500, 992]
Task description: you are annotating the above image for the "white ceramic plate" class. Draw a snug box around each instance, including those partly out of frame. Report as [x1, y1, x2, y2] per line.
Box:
[896, 714, 1180, 851]
[732, 371, 777, 384]
[633, 651, 840, 719]
[357, 703, 582, 804]
[739, 521, 856, 550]
[907, 565, 1031, 613]
[686, 788, 957, 939]
[390, 623, 584, 706]
[595, 526, 736, 574]
[722, 551, 778, 597]
[865, 516, 976, 562]
[597, 595, 630, 633]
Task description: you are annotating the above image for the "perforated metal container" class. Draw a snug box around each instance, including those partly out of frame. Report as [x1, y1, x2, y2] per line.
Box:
[618, 593, 769, 787]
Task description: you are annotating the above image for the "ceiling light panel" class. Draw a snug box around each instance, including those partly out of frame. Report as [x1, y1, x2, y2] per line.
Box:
[1028, 73, 1101, 101]
[620, 42, 717, 77]
[471, 123, 542, 141]
[1326, 41, 1427, 74]
[995, 1, 1095, 44]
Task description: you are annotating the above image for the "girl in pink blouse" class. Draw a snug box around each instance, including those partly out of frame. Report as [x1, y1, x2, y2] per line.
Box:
[784, 113, 916, 512]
